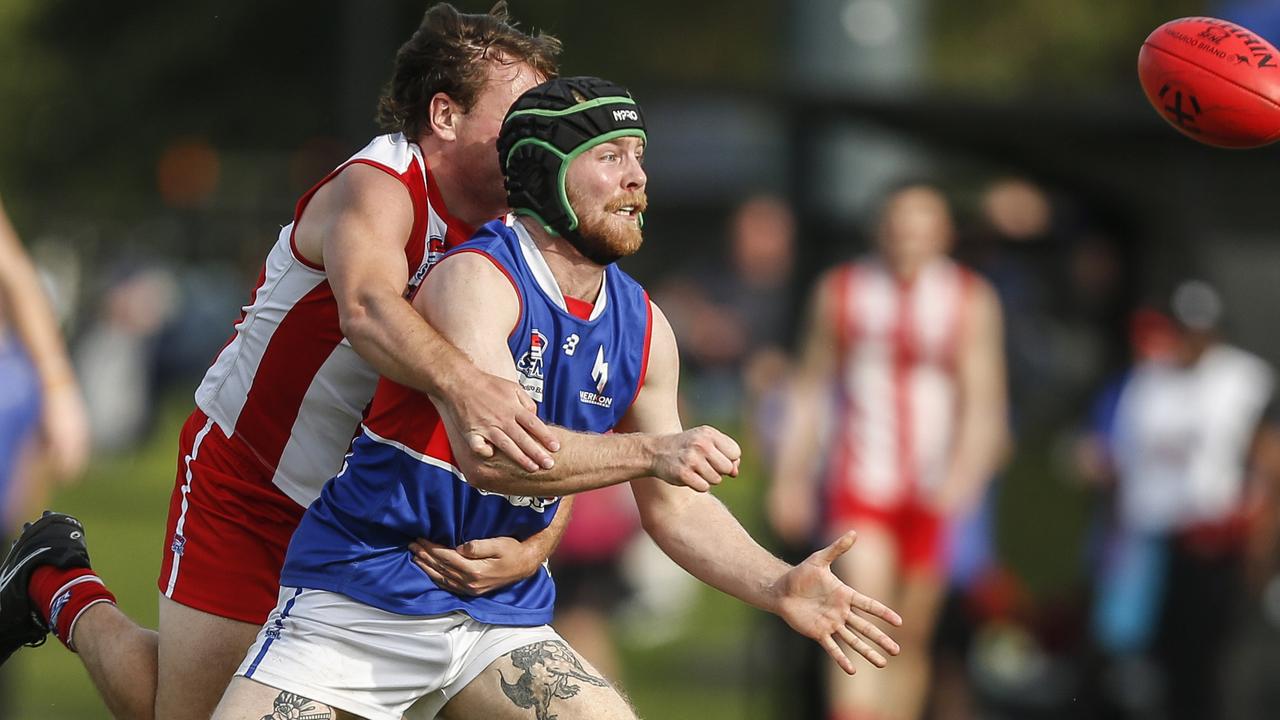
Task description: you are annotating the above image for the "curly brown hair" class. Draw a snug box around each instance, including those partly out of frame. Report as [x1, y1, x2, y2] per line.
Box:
[376, 3, 561, 140]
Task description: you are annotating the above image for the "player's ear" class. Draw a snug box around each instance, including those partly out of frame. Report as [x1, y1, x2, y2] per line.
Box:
[428, 92, 459, 142]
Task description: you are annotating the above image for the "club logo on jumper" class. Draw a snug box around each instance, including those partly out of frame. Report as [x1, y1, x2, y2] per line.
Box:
[473, 488, 559, 512]
[516, 329, 548, 402]
[612, 109, 639, 122]
[403, 236, 447, 297]
[170, 534, 186, 556]
[579, 345, 614, 408]
[425, 235, 447, 268]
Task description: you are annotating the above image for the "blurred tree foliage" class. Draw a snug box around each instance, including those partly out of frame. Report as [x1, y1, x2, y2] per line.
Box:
[928, 0, 1206, 95]
[0, 0, 780, 227]
[0, 0, 1213, 226]
[512, 0, 781, 88]
[0, 1, 340, 223]
[0, 0, 66, 222]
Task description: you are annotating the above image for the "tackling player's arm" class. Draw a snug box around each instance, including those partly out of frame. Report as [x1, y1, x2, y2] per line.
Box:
[416, 251, 738, 497]
[933, 277, 1010, 516]
[292, 164, 558, 472]
[409, 494, 574, 596]
[622, 301, 901, 675]
[767, 269, 841, 546]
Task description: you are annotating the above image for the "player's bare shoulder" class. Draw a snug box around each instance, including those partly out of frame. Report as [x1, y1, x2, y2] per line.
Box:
[635, 299, 679, 393]
[647, 299, 678, 360]
[292, 163, 416, 269]
[414, 248, 520, 334]
[416, 249, 513, 304]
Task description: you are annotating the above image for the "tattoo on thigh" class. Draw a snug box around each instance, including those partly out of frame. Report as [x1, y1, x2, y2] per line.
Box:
[260, 690, 333, 720]
[498, 640, 609, 720]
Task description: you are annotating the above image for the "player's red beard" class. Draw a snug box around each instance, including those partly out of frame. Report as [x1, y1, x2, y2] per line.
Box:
[567, 190, 648, 265]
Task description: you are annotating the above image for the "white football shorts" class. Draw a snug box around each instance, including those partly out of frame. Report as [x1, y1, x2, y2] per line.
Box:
[236, 586, 562, 720]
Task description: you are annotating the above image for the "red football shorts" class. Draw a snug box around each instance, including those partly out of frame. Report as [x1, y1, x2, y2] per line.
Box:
[826, 491, 945, 575]
[157, 408, 306, 625]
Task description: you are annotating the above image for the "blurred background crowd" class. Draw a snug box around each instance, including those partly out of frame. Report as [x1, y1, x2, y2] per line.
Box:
[4, 0, 1280, 718]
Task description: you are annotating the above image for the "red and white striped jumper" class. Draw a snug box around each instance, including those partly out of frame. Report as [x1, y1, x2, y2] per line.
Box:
[824, 255, 976, 573]
[157, 134, 475, 623]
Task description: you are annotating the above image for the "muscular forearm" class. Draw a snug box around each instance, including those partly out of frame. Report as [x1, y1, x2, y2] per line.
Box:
[641, 487, 791, 613]
[342, 289, 469, 400]
[458, 427, 658, 497]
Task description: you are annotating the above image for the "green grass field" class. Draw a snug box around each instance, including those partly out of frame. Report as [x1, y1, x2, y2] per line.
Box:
[5, 399, 790, 719]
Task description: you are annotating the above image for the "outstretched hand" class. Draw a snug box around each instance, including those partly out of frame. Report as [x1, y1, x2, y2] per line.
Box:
[437, 372, 560, 473]
[771, 531, 903, 675]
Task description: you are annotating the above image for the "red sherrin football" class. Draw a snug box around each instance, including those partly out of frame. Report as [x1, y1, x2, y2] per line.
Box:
[1138, 16, 1280, 148]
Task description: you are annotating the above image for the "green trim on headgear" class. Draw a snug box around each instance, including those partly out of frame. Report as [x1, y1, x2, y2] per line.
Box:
[505, 137, 567, 166]
[499, 76, 648, 258]
[555, 128, 648, 232]
[506, 96, 637, 121]
[504, 128, 648, 233]
[504, 138, 566, 234]
[510, 207, 558, 236]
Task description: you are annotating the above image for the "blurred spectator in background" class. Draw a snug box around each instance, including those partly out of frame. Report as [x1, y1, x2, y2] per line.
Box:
[74, 266, 179, 452]
[1081, 280, 1280, 720]
[1076, 307, 1178, 718]
[941, 176, 1133, 719]
[963, 178, 1125, 432]
[769, 182, 1009, 720]
[0, 194, 89, 529]
[656, 194, 797, 423]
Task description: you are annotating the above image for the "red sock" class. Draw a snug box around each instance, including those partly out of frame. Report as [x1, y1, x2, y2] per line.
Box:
[28, 566, 116, 651]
